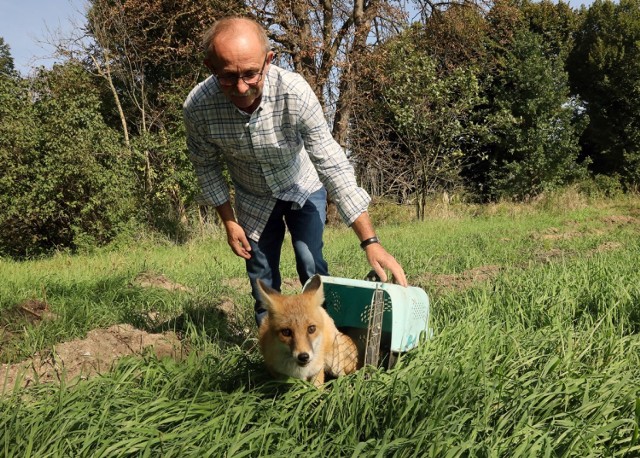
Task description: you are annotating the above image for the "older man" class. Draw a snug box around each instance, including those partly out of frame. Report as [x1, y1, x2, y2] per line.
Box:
[184, 17, 407, 325]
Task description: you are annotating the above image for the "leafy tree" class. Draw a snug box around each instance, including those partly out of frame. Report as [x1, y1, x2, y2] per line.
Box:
[53, 0, 244, 236]
[477, 29, 587, 199]
[0, 37, 15, 76]
[352, 25, 483, 218]
[0, 63, 136, 258]
[567, 0, 640, 186]
[0, 72, 39, 257]
[520, 0, 580, 60]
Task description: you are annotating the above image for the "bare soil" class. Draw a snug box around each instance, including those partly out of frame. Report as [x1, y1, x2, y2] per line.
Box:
[1, 324, 182, 393]
[132, 271, 192, 292]
[416, 265, 502, 292]
[222, 276, 301, 294]
[1, 272, 191, 394]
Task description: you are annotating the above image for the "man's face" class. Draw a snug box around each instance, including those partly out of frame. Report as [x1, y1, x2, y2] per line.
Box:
[206, 33, 273, 112]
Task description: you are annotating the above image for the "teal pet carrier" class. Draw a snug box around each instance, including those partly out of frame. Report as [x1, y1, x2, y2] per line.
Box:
[303, 275, 431, 368]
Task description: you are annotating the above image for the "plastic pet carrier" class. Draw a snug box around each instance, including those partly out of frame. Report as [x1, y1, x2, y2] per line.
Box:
[303, 275, 431, 368]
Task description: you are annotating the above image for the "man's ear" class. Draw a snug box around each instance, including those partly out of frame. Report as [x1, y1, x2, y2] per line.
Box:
[265, 51, 274, 68]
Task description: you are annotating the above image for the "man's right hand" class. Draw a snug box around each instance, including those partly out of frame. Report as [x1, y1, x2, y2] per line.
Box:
[224, 220, 252, 259]
[216, 202, 252, 259]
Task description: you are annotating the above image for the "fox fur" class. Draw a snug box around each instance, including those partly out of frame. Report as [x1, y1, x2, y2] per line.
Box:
[257, 275, 359, 387]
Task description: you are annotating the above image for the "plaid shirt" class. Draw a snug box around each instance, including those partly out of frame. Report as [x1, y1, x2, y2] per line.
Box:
[184, 64, 370, 241]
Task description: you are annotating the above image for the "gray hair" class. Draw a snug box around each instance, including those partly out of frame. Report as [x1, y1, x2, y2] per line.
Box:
[202, 17, 271, 62]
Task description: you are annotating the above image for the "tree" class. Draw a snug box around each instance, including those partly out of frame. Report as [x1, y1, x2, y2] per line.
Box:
[55, 0, 244, 236]
[351, 25, 484, 218]
[0, 37, 15, 76]
[0, 63, 136, 258]
[477, 28, 587, 199]
[520, 0, 580, 60]
[567, 0, 640, 186]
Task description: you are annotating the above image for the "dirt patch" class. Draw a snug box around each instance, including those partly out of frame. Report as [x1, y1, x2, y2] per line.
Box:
[1, 299, 57, 328]
[11, 299, 58, 322]
[281, 277, 302, 292]
[602, 215, 638, 226]
[1, 324, 182, 394]
[222, 277, 251, 294]
[132, 271, 191, 292]
[417, 265, 502, 292]
[593, 241, 623, 253]
[531, 227, 581, 241]
[534, 248, 567, 264]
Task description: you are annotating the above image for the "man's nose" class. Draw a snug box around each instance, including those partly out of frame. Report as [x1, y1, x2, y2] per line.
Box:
[234, 78, 250, 92]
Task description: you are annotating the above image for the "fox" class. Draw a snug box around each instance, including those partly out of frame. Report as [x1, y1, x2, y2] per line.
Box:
[257, 274, 359, 387]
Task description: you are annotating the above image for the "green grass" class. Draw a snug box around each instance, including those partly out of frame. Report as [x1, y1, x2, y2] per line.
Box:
[1, 191, 639, 456]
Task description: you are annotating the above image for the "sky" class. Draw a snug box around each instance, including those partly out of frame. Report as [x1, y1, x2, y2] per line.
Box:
[1, 0, 597, 76]
[0, 0, 88, 75]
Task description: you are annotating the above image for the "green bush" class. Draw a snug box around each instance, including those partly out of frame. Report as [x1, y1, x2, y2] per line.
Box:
[478, 30, 588, 200]
[0, 64, 137, 258]
[576, 175, 624, 198]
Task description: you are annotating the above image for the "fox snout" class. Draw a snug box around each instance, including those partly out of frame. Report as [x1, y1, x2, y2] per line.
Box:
[296, 351, 311, 366]
[284, 329, 318, 366]
[297, 352, 311, 366]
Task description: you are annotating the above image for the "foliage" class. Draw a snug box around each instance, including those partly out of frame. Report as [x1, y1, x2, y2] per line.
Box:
[0, 37, 15, 76]
[0, 63, 136, 258]
[130, 130, 200, 241]
[520, 0, 581, 60]
[248, 0, 408, 146]
[80, 0, 243, 236]
[567, 0, 640, 187]
[352, 25, 484, 218]
[352, 1, 587, 209]
[84, 0, 243, 135]
[3, 0, 640, 256]
[471, 26, 588, 200]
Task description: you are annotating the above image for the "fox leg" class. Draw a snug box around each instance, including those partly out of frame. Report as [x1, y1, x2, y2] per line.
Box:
[310, 370, 325, 388]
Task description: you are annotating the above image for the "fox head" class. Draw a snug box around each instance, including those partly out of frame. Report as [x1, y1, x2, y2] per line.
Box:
[257, 275, 326, 368]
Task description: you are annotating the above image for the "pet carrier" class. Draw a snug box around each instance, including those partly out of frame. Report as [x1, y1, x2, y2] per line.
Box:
[303, 275, 431, 368]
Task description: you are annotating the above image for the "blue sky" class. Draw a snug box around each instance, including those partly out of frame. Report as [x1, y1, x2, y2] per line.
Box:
[1, 0, 596, 76]
[0, 0, 88, 75]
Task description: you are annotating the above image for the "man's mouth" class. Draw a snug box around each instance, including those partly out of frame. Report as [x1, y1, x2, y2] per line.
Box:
[231, 88, 257, 98]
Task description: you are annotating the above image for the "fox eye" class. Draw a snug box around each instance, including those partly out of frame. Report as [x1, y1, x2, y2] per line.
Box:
[307, 325, 316, 334]
[281, 328, 292, 337]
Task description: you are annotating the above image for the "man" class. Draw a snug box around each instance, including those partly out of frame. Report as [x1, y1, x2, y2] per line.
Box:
[184, 17, 407, 325]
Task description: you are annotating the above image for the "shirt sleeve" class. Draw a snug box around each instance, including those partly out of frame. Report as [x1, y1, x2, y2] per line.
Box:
[296, 82, 371, 225]
[184, 107, 231, 208]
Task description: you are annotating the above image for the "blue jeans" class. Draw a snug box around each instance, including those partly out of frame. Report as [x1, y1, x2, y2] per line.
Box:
[247, 188, 330, 326]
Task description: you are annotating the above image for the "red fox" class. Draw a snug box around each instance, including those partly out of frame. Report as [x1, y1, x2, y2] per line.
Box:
[257, 275, 359, 387]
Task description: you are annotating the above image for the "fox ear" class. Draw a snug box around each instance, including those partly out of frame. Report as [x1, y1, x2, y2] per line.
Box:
[256, 279, 279, 311]
[305, 274, 325, 307]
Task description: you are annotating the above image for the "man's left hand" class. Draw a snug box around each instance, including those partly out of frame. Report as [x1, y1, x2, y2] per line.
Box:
[363, 243, 408, 287]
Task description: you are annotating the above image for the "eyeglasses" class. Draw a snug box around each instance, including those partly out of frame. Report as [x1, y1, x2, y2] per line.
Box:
[216, 53, 268, 87]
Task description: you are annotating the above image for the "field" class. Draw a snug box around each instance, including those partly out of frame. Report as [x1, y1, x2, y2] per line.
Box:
[1, 190, 639, 457]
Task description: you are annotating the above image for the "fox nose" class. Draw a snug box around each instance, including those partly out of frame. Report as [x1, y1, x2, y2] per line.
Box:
[297, 353, 310, 364]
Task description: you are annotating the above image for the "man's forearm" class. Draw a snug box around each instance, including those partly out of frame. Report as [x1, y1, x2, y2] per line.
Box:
[350, 211, 377, 242]
[215, 201, 237, 229]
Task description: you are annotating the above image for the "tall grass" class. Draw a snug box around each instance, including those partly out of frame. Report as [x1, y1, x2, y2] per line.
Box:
[1, 193, 639, 456]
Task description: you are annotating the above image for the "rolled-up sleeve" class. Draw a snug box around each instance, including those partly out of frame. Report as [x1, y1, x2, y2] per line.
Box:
[297, 85, 370, 225]
[184, 108, 230, 208]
